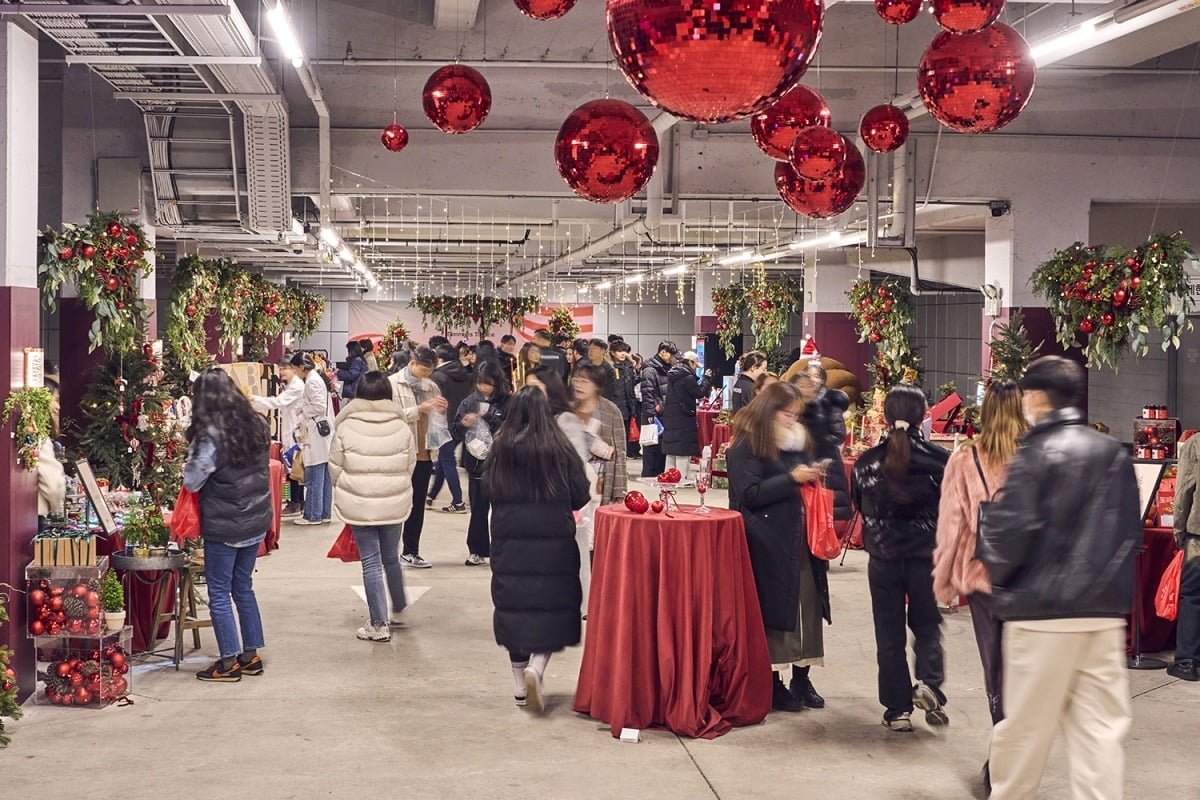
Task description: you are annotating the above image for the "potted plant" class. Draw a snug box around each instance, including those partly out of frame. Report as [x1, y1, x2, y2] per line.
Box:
[123, 504, 168, 557]
[101, 570, 125, 633]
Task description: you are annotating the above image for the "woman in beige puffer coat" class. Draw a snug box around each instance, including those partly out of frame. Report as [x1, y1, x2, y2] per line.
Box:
[329, 371, 416, 643]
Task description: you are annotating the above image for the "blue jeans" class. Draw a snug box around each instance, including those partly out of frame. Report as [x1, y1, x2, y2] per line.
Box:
[204, 539, 265, 659]
[304, 462, 332, 521]
[351, 524, 407, 625]
[427, 440, 463, 506]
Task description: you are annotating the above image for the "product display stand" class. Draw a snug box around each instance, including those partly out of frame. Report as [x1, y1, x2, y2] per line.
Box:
[1126, 542, 1167, 670]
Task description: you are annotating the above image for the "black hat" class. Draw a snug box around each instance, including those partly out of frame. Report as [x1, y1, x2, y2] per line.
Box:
[657, 340, 679, 356]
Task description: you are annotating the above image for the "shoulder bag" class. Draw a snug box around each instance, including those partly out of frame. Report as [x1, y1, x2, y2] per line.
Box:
[972, 449, 1001, 560]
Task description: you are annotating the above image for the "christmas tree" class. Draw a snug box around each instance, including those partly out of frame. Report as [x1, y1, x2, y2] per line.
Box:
[988, 309, 1042, 384]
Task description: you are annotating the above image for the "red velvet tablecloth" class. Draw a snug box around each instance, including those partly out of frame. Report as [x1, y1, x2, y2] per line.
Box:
[698, 409, 720, 451]
[258, 458, 284, 557]
[574, 505, 772, 739]
[96, 533, 176, 653]
[1130, 526, 1177, 653]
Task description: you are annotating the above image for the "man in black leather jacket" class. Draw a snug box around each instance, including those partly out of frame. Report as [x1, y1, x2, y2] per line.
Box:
[978, 356, 1138, 800]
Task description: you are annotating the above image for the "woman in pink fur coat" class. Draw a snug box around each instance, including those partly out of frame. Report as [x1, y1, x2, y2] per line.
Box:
[932, 380, 1027, 727]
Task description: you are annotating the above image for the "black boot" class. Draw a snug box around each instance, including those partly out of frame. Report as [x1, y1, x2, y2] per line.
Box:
[789, 665, 825, 709]
[772, 671, 806, 712]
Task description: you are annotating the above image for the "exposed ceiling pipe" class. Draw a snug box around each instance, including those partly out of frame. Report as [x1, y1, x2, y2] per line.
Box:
[294, 63, 331, 227]
[502, 217, 656, 287]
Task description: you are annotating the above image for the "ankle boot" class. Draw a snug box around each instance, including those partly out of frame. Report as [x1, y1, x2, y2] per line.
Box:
[789, 666, 825, 709]
[772, 671, 806, 712]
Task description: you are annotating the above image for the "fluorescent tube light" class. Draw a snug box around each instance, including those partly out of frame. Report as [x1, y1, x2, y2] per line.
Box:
[338, 246, 354, 262]
[1030, 20, 1097, 65]
[718, 250, 756, 267]
[661, 264, 689, 276]
[267, 2, 305, 68]
[623, 274, 644, 284]
[595, 281, 613, 290]
[319, 227, 339, 247]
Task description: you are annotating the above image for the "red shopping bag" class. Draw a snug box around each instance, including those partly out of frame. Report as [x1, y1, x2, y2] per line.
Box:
[169, 488, 201, 544]
[800, 483, 840, 560]
[628, 417, 640, 443]
[326, 524, 360, 562]
[1155, 549, 1184, 621]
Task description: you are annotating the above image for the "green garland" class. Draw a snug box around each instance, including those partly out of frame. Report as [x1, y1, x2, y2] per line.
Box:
[38, 213, 153, 353]
[164, 256, 220, 376]
[0, 586, 20, 747]
[1030, 232, 1195, 370]
[746, 272, 802, 354]
[1, 387, 53, 471]
[848, 278, 920, 388]
[412, 294, 541, 337]
[712, 286, 746, 357]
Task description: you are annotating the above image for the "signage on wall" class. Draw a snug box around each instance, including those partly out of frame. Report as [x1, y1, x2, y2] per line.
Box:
[1189, 278, 1200, 315]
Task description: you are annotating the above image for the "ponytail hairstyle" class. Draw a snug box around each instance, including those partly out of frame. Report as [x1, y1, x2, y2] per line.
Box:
[881, 384, 928, 500]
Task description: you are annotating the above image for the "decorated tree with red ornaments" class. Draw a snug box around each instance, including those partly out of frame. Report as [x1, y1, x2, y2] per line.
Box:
[848, 278, 920, 388]
[712, 286, 746, 357]
[0, 585, 21, 746]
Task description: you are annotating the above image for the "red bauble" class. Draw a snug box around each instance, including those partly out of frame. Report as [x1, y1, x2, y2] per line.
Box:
[124, 232, 138, 247]
[55, 661, 71, 678]
[105, 277, 119, 292]
[422, 65, 491, 134]
[663, 467, 682, 483]
[789, 125, 850, 181]
[1079, 318, 1095, 334]
[73, 686, 92, 705]
[774, 145, 866, 219]
[109, 651, 127, 670]
[606, 0, 824, 123]
[29, 588, 46, 608]
[554, 99, 659, 203]
[59, 246, 74, 260]
[29, 619, 45, 636]
[931, 0, 1003, 34]
[750, 84, 830, 161]
[1113, 288, 1128, 307]
[185, 304, 198, 317]
[106, 221, 123, 238]
[1100, 312, 1115, 327]
[69, 672, 83, 687]
[49, 595, 63, 612]
[514, 0, 577, 19]
[81, 244, 97, 259]
[918, 23, 1036, 134]
[870, 332, 883, 343]
[117, 246, 131, 259]
[380, 123, 408, 152]
[651, 500, 665, 513]
[875, 0, 923, 24]
[878, 287, 889, 297]
[624, 491, 650, 514]
[1131, 275, 1141, 289]
[860, 104, 910, 153]
[86, 590, 100, 608]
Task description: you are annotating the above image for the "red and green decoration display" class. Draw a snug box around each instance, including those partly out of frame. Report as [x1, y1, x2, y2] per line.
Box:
[547, 305, 581, 341]
[2, 387, 54, 471]
[38, 214, 153, 353]
[712, 286, 746, 357]
[1, 587, 20, 746]
[710, 275, 802, 356]
[377, 320, 415, 366]
[1030, 232, 1195, 370]
[848, 278, 920, 388]
[412, 294, 541, 336]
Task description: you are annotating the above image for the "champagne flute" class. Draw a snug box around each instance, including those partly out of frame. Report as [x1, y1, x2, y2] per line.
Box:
[694, 470, 711, 514]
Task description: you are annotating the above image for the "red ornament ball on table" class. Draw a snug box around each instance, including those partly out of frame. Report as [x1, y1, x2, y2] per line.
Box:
[859, 104, 910, 152]
[381, 122, 408, 152]
[514, 0, 577, 19]
[606, 0, 825, 123]
[875, 0, 923, 24]
[750, 84, 830, 160]
[554, 99, 660, 203]
[789, 125, 850, 181]
[917, 23, 1036, 133]
[931, 0, 1004, 34]
[624, 490, 650, 514]
[422, 65, 492, 133]
[774, 144, 866, 219]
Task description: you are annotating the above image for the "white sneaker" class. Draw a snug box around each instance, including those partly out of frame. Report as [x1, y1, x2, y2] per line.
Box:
[464, 554, 488, 567]
[356, 623, 391, 642]
[522, 666, 545, 714]
[400, 554, 432, 569]
[913, 681, 949, 726]
[294, 518, 322, 526]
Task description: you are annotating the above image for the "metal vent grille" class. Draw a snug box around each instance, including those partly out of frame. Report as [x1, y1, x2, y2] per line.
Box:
[244, 105, 291, 235]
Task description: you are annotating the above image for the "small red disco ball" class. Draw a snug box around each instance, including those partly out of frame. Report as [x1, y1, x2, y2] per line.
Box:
[875, 0, 923, 24]
[555, 99, 660, 203]
[775, 145, 866, 219]
[918, 23, 1036, 134]
[931, 0, 1004, 34]
[859, 104, 910, 152]
[514, 0, 578, 19]
[606, 0, 825, 124]
[380, 123, 408, 152]
[422, 65, 492, 133]
[750, 84, 830, 161]
[789, 125, 849, 181]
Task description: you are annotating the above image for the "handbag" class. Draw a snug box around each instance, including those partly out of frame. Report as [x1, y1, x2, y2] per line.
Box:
[972, 449, 1000, 559]
[169, 488, 201, 544]
[800, 482, 840, 560]
[289, 451, 305, 482]
[628, 417, 640, 443]
[1155, 549, 1184, 621]
[316, 419, 331, 437]
[326, 524, 360, 562]
[639, 418, 660, 446]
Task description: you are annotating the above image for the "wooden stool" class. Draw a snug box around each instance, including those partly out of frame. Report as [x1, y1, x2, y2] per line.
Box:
[173, 560, 212, 668]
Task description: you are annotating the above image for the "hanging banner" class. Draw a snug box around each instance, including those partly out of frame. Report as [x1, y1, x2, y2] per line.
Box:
[348, 301, 595, 345]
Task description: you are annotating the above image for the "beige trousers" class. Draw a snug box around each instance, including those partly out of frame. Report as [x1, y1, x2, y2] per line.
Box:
[989, 623, 1131, 799]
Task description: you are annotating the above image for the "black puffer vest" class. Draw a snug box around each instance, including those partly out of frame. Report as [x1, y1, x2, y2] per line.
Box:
[199, 435, 273, 543]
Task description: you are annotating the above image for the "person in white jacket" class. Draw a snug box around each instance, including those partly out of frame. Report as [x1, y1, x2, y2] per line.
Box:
[292, 352, 334, 525]
[329, 371, 416, 643]
[37, 376, 66, 525]
[251, 355, 306, 516]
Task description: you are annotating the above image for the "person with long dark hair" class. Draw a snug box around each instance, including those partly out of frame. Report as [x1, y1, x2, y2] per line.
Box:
[728, 381, 831, 713]
[453, 360, 510, 566]
[336, 340, 368, 400]
[183, 368, 273, 682]
[485, 387, 591, 713]
[851, 384, 950, 732]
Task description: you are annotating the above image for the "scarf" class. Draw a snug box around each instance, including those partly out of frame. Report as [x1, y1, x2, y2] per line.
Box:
[775, 423, 809, 454]
[403, 366, 451, 450]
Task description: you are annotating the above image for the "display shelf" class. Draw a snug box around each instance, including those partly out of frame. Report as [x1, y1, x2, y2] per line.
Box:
[24, 558, 110, 638]
[32, 627, 132, 707]
[1134, 416, 1180, 460]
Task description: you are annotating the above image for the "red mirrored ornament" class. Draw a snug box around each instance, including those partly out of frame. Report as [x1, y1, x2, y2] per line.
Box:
[624, 490, 650, 513]
[875, 0, 922, 24]
[380, 122, 408, 152]
[606, 0, 825, 124]
[918, 23, 1036, 134]
[774, 145, 866, 219]
[860, 104, 910, 152]
[751, 84, 830, 161]
[789, 125, 849, 181]
[555, 99, 660, 204]
[514, 0, 577, 19]
[422, 65, 492, 133]
[932, 0, 1004, 34]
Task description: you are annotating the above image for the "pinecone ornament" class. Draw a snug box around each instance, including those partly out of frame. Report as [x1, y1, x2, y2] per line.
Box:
[85, 578, 101, 592]
[63, 595, 88, 619]
[45, 676, 69, 697]
[80, 660, 101, 677]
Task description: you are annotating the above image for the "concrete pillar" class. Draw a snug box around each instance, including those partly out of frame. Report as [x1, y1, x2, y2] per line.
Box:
[802, 257, 870, 391]
[0, 20, 42, 700]
[693, 266, 735, 334]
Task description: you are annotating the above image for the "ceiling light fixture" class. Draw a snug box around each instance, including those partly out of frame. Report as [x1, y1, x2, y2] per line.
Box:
[661, 263, 690, 276]
[1029, 19, 1097, 65]
[595, 281, 613, 290]
[623, 274, 644, 284]
[718, 250, 757, 267]
[266, 1, 305, 69]
[319, 227, 340, 247]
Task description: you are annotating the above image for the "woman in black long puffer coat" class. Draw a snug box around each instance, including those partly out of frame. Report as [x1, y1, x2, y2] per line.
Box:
[485, 387, 591, 715]
[660, 352, 712, 478]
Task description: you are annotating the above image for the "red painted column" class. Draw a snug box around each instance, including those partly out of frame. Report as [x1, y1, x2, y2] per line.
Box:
[56, 298, 105, 452]
[803, 310, 870, 394]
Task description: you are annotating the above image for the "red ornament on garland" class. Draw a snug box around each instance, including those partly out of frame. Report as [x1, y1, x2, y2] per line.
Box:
[789, 125, 850, 181]
[931, 0, 1004, 34]
[918, 23, 1036, 134]
[124, 232, 139, 247]
[1100, 312, 1115, 327]
[514, 0, 577, 19]
[105, 277, 119, 291]
[860, 104, 910, 153]
[554, 99, 660, 204]
[81, 244, 97, 259]
[750, 84, 830, 161]
[59, 246, 74, 260]
[422, 65, 492, 134]
[774, 145, 866, 220]
[106, 221, 123, 238]
[1079, 317, 1095, 334]
[606, 0, 825, 124]
[381, 122, 408, 152]
[875, 0, 923, 24]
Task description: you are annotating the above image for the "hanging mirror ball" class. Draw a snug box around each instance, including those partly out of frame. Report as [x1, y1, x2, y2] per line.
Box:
[775, 145, 866, 219]
[750, 84, 831, 161]
[380, 123, 408, 152]
[875, 0, 923, 24]
[931, 0, 1004, 34]
[554, 99, 660, 203]
[859, 104, 910, 152]
[789, 126, 850, 181]
[918, 23, 1036, 134]
[422, 65, 492, 133]
[514, 0, 578, 19]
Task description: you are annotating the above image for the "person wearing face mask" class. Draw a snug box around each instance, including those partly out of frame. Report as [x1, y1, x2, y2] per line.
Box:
[453, 360, 510, 566]
[728, 381, 831, 713]
[731, 351, 768, 415]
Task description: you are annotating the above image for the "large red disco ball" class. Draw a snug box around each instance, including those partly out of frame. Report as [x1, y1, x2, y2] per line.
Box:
[875, 0, 922, 24]
[514, 0, 578, 19]
[606, 0, 825, 124]
[932, 0, 1004, 33]
[918, 23, 1036, 134]
[380, 123, 408, 152]
[774, 146, 866, 219]
[422, 65, 492, 133]
[789, 126, 849, 181]
[555, 99, 660, 203]
[751, 84, 830, 161]
[859, 104, 910, 152]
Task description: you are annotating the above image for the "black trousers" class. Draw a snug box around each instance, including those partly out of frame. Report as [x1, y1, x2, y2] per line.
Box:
[867, 554, 944, 714]
[466, 473, 491, 557]
[1177, 539, 1200, 662]
[641, 444, 666, 477]
[402, 460, 434, 557]
[968, 591, 1004, 724]
[289, 479, 304, 504]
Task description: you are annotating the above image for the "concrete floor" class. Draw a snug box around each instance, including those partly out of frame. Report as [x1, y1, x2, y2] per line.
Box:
[4, 481, 1197, 799]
